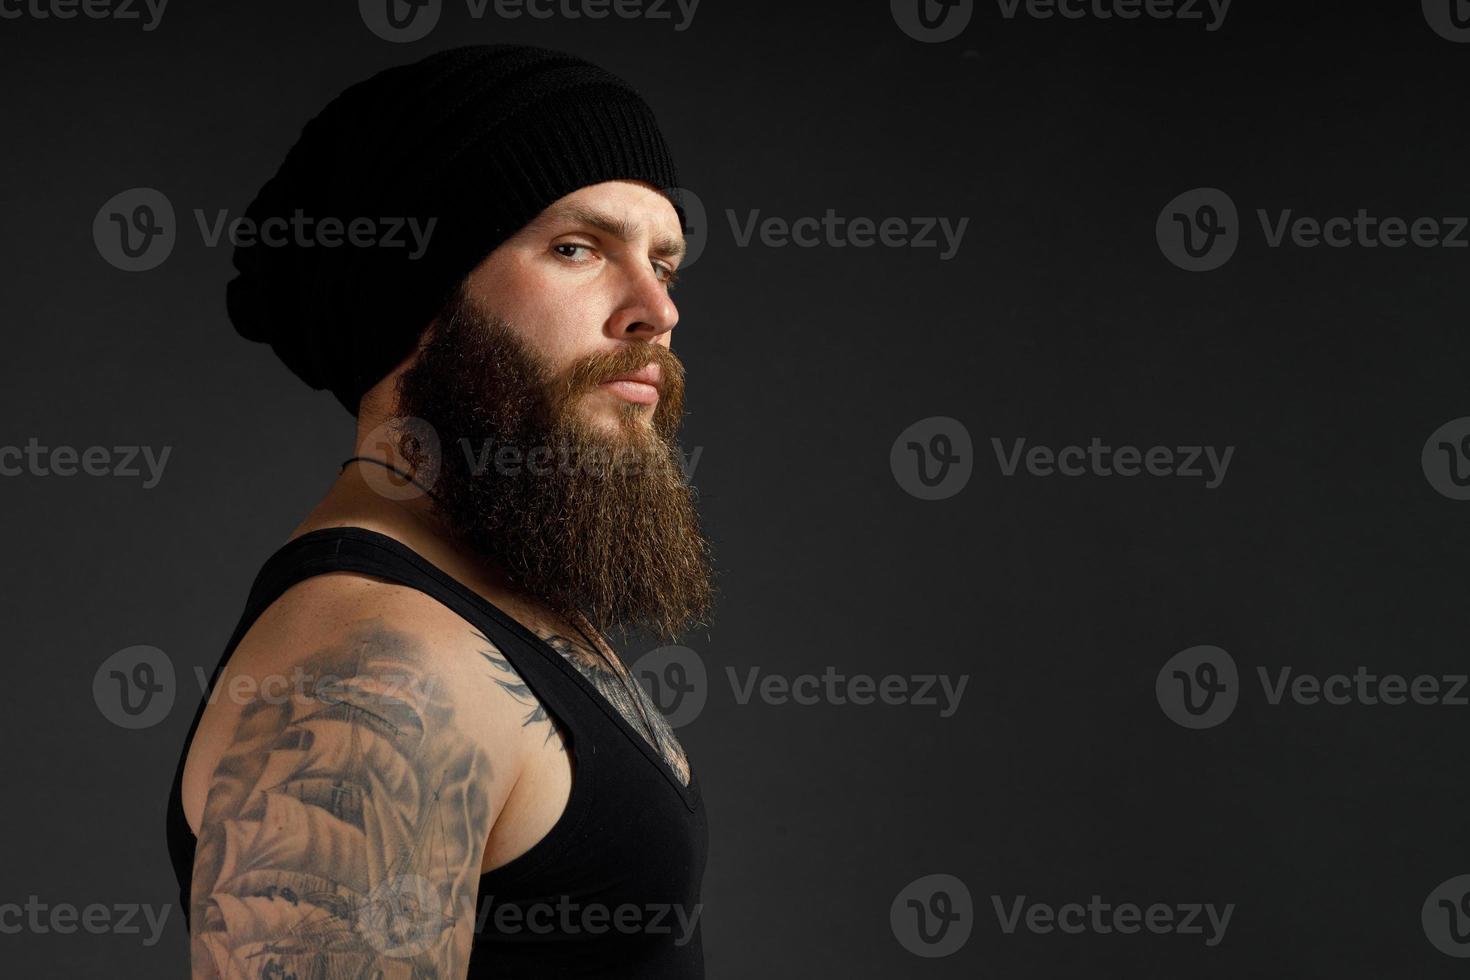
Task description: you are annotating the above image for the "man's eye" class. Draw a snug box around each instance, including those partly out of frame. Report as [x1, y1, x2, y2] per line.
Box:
[553, 243, 594, 261]
[655, 263, 681, 289]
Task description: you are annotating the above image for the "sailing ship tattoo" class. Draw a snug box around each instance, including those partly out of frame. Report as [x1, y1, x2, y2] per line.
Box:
[189, 622, 493, 978]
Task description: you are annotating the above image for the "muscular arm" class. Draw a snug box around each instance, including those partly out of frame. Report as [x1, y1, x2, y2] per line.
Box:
[188, 618, 505, 979]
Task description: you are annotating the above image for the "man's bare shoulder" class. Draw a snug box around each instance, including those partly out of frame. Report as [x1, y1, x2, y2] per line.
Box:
[229, 572, 522, 731]
[185, 575, 519, 975]
[180, 571, 546, 840]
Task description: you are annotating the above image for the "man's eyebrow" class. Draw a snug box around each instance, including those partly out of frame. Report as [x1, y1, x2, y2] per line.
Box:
[543, 202, 687, 261]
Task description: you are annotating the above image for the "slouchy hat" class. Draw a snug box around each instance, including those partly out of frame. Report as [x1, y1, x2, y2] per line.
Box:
[226, 44, 682, 415]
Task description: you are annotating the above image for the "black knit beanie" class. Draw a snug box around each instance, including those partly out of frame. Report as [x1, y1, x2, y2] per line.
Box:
[226, 44, 682, 415]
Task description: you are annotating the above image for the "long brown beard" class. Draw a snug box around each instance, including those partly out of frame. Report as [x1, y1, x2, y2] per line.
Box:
[394, 285, 714, 641]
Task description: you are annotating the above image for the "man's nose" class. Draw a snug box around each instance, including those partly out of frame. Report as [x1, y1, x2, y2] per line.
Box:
[607, 263, 679, 341]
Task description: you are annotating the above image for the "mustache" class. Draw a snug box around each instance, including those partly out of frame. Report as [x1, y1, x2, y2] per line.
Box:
[559, 342, 686, 395]
[552, 342, 687, 437]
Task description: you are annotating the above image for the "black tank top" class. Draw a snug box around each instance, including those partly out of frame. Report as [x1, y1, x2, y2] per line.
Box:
[164, 526, 708, 977]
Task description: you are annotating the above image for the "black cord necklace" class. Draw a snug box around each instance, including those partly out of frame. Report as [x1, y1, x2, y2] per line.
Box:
[339, 456, 441, 502]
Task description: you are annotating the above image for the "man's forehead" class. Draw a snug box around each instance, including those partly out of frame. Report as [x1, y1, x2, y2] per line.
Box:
[534, 190, 686, 260]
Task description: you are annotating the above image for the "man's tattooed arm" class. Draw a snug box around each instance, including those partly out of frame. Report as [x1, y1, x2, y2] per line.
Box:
[189, 620, 503, 979]
[475, 632, 567, 752]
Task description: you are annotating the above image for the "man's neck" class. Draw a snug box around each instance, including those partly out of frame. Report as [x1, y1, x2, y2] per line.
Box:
[292, 463, 588, 648]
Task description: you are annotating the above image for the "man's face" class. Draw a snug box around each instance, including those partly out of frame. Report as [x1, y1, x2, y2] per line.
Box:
[394, 180, 713, 641]
[460, 179, 687, 438]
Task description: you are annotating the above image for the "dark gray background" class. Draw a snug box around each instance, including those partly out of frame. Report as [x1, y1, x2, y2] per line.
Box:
[2, 0, 1469, 975]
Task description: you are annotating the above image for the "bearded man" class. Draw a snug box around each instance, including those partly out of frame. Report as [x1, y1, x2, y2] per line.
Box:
[164, 44, 715, 979]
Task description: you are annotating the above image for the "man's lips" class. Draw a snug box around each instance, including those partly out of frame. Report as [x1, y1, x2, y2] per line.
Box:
[598, 363, 662, 405]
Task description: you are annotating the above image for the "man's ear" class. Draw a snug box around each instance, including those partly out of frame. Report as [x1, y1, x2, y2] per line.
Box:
[355, 346, 422, 434]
